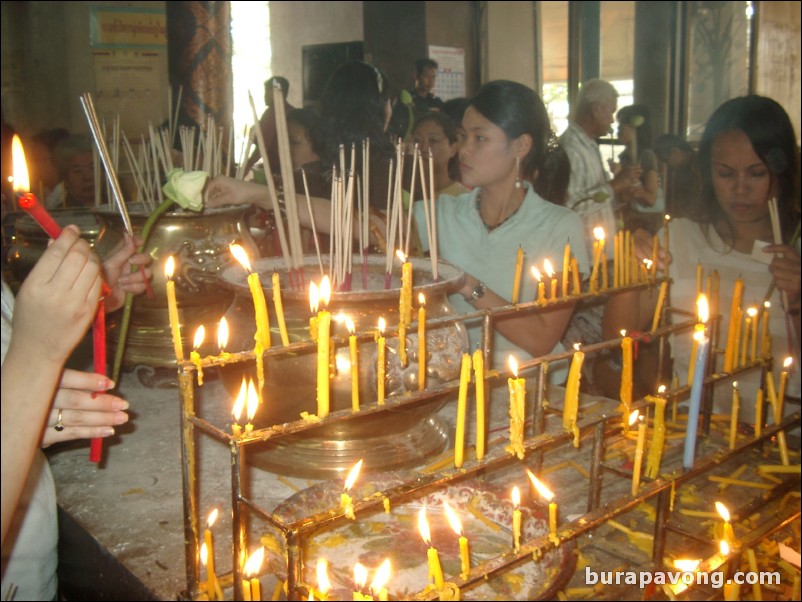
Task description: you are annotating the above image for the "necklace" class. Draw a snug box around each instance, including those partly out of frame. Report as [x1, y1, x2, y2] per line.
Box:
[477, 191, 523, 232]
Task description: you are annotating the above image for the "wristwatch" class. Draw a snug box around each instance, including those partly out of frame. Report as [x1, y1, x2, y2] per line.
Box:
[467, 281, 486, 304]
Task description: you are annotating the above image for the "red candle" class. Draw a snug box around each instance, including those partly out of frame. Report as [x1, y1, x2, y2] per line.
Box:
[90, 301, 108, 463]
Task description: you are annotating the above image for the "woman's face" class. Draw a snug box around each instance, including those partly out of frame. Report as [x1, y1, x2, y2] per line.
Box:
[288, 121, 318, 168]
[413, 120, 456, 172]
[64, 151, 95, 206]
[617, 122, 634, 145]
[458, 106, 519, 189]
[710, 129, 772, 226]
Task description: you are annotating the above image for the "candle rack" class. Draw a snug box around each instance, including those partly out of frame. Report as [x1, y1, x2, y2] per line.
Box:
[175, 275, 799, 601]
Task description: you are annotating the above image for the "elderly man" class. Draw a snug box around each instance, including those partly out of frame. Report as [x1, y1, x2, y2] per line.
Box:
[560, 79, 639, 253]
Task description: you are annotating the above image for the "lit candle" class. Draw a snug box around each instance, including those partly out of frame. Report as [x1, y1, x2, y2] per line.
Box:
[662, 215, 671, 276]
[316, 276, 332, 418]
[645, 386, 667, 479]
[746, 307, 758, 361]
[353, 562, 370, 601]
[346, 318, 360, 412]
[623, 229, 632, 285]
[760, 301, 771, 357]
[732, 306, 743, 369]
[217, 317, 230, 362]
[473, 348, 486, 461]
[272, 272, 290, 346]
[589, 227, 605, 293]
[544, 259, 557, 300]
[650, 280, 669, 332]
[620, 330, 633, 432]
[165, 256, 184, 361]
[563, 344, 584, 447]
[369, 559, 390, 602]
[245, 378, 258, 433]
[511, 486, 522, 553]
[243, 547, 264, 601]
[630, 411, 647, 496]
[231, 378, 246, 437]
[397, 250, 412, 366]
[340, 459, 363, 520]
[715, 501, 735, 546]
[317, 557, 331, 601]
[12, 135, 62, 237]
[512, 245, 524, 304]
[377, 318, 386, 405]
[443, 502, 470, 580]
[562, 242, 571, 298]
[601, 250, 609, 290]
[684, 295, 709, 469]
[723, 278, 745, 373]
[454, 352, 471, 468]
[775, 357, 792, 466]
[527, 470, 558, 542]
[200, 542, 222, 601]
[641, 258, 652, 283]
[571, 256, 582, 295]
[729, 382, 740, 450]
[687, 316, 707, 386]
[309, 282, 319, 341]
[740, 310, 751, 367]
[418, 507, 444, 590]
[203, 509, 220, 600]
[190, 325, 205, 386]
[417, 293, 426, 390]
[506, 356, 526, 460]
[531, 266, 546, 305]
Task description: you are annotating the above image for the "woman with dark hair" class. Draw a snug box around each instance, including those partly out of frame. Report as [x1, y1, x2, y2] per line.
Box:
[604, 95, 800, 419]
[411, 111, 466, 197]
[614, 104, 662, 224]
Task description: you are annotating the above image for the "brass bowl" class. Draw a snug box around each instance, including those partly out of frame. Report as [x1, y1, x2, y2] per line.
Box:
[217, 254, 468, 477]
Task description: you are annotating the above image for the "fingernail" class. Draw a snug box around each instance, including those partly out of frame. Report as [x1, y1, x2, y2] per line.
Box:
[103, 378, 115, 391]
[101, 427, 115, 437]
[114, 412, 129, 425]
[112, 399, 129, 411]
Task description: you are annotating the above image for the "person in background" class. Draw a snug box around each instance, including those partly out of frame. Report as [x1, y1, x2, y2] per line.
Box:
[603, 95, 800, 421]
[45, 135, 96, 209]
[560, 79, 641, 255]
[654, 133, 701, 218]
[411, 111, 466, 198]
[29, 128, 70, 201]
[410, 58, 444, 118]
[243, 76, 294, 178]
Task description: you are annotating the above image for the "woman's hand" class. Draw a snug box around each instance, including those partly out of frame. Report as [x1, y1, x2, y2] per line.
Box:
[40, 369, 127, 447]
[633, 228, 670, 270]
[765, 244, 802, 310]
[102, 233, 153, 312]
[205, 175, 268, 209]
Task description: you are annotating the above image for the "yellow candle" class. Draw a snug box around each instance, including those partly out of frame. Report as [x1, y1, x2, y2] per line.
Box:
[418, 508, 444, 589]
[527, 470, 558, 541]
[571, 257, 582, 295]
[309, 281, 319, 341]
[746, 548, 762, 601]
[775, 357, 792, 465]
[562, 241, 571, 298]
[377, 318, 386, 405]
[631, 412, 647, 496]
[204, 509, 219, 600]
[563, 344, 584, 447]
[398, 251, 413, 326]
[620, 331, 633, 432]
[544, 259, 557, 300]
[729, 382, 740, 450]
[165, 256, 184, 361]
[454, 353, 471, 468]
[272, 272, 290, 346]
[613, 232, 621, 288]
[473, 348, 485, 461]
[444, 502, 470, 580]
[645, 387, 667, 479]
[760, 301, 771, 357]
[341, 459, 363, 520]
[662, 215, 671, 276]
[733, 306, 743, 368]
[512, 245, 524, 304]
[650, 235, 658, 280]
[512, 486, 522, 553]
[723, 278, 745, 372]
[746, 307, 758, 361]
[244, 547, 265, 601]
[740, 312, 751, 367]
[506, 356, 526, 460]
[346, 318, 360, 412]
[623, 230, 631, 285]
[191, 325, 205, 386]
[754, 387, 764, 438]
[531, 266, 546, 305]
[398, 318, 407, 367]
[417, 293, 426, 390]
[243, 579, 252, 601]
[601, 251, 609, 290]
[651, 280, 669, 332]
[589, 227, 604, 293]
[715, 502, 736, 546]
[315, 276, 332, 418]
[369, 559, 390, 602]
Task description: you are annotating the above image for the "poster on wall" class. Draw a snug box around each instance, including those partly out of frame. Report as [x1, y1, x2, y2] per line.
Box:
[428, 46, 466, 101]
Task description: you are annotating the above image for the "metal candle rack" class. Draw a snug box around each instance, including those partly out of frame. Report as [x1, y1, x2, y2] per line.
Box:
[175, 277, 799, 600]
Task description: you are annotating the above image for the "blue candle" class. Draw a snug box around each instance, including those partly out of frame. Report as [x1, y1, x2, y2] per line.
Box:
[683, 295, 709, 469]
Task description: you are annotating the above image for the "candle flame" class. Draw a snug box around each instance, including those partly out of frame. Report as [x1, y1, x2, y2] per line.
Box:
[574, 343, 581, 352]
[244, 546, 265, 577]
[764, 301, 771, 309]
[628, 410, 640, 426]
[334, 312, 348, 325]
[344, 458, 363, 492]
[354, 562, 368, 589]
[531, 266, 542, 282]
[733, 381, 738, 389]
[246, 379, 259, 422]
[346, 317, 356, 334]
[200, 541, 208, 566]
[418, 506, 432, 545]
[715, 501, 731, 522]
[697, 294, 709, 323]
[593, 226, 605, 242]
[229, 244, 252, 273]
[418, 292, 425, 306]
[320, 275, 331, 307]
[783, 357, 793, 369]
[396, 250, 407, 264]
[218, 317, 229, 351]
[664, 214, 671, 221]
[720, 540, 730, 556]
[620, 329, 627, 337]
[508, 355, 519, 378]
[370, 558, 391, 593]
[543, 259, 555, 278]
[165, 256, 175, 280]
[643, 258, 653, 270]
[193, 325, 205, 350]
[674, 559, 700, 572]
[11, 135, 30, 192]
[512, 485, 521, 508]
[747, 306, 758, 318]
[526, 469, 555, 501]
[658, 385, 666, 394]
[443, 501, 463, 536]
[232, 378, 246, 421]
[316, 558, 331, 594]
[207, 508, 219, 529]
[378, 317, 386, 334]
[309, 281, 319, 313]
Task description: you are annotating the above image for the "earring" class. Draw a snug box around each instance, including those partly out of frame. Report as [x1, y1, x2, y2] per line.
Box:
[514, 156, 523, 188]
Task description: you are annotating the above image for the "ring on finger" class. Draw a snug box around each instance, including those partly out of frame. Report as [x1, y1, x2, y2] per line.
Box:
[54, 409, 65, 432]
